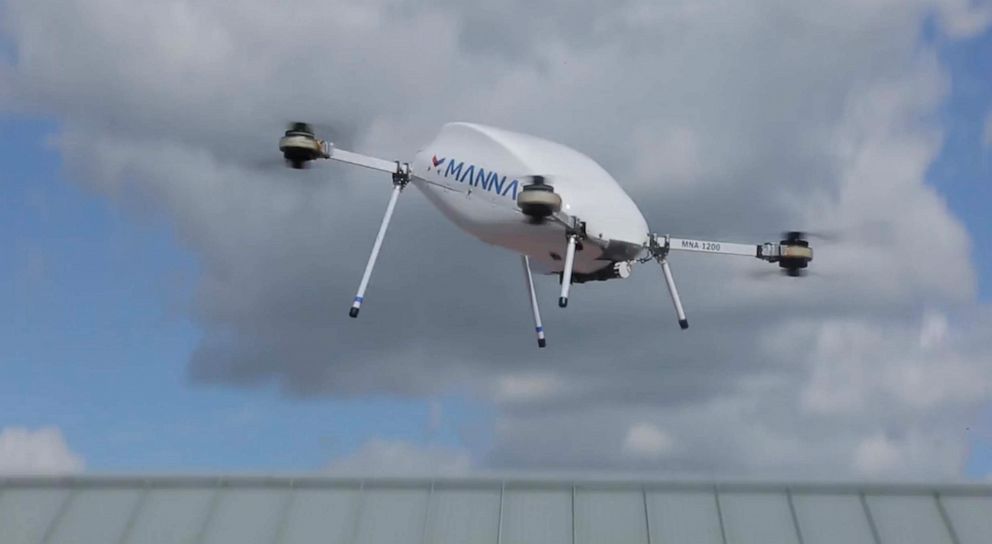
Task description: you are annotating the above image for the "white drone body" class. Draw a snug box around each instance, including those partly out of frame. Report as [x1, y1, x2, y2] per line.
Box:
[279, 122, 812, 348]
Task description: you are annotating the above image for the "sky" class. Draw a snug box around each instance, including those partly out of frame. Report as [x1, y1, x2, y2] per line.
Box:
[1, 0, 992, 480]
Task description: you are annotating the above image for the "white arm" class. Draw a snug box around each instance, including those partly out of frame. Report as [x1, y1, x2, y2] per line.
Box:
[655, 235, 813, 263]
[280, 126, 406, 175]
[327, 146, 403, 174]
[667, 237, 759, 257]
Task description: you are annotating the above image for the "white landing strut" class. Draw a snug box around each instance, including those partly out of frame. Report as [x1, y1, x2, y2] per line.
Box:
[659, 257, 689, 330]
[350, 182, 404, 318]
[521, 255, 547, 348]
[558, 235, 578, 308]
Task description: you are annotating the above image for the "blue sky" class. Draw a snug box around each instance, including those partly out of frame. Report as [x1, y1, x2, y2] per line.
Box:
[2, 5, 992, 478]
[927, 25, 992, 302]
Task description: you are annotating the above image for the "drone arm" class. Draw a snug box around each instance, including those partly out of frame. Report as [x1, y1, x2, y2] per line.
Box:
[665, 237, 761, 258]
[660, 236, 812, 264]
[327, 145, 404, 174]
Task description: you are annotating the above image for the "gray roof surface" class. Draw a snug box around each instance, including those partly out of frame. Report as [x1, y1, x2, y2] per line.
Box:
[2, 475, 992, 544]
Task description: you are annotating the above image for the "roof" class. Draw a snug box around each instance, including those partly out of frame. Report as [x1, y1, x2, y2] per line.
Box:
[2, 475, 991, 544]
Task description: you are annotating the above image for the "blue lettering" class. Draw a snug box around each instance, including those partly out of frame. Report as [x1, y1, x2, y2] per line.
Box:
[444, 160, 463, 179]
[488, 173, 504, 195]
[502, 178, 520, 199]
[438, 156, 520, 201]
[475, 168, 491, 190]
[460, 164, 475, 184]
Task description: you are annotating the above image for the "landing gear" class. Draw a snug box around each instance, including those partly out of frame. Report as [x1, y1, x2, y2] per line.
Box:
[659, 258, 689, 329]
[521, 255, 547, 348]
[649, 235, 689, 330]
[558, 234, 579, 308]
[349, 167, 411, 318]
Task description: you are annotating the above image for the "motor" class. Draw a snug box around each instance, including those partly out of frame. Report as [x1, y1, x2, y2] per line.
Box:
[778, 231, 813, 277]
[517, 176, 562, 222]
[279, 122, 327, 169]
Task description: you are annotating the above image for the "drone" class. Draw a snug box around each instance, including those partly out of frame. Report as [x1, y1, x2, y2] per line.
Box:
[279, 122, 812, 348]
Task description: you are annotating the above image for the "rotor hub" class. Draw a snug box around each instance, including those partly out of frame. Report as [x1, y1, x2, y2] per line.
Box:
[279, 122, 327, 169]
[778, 232, 813, 276]
[517, 176, 562, 220]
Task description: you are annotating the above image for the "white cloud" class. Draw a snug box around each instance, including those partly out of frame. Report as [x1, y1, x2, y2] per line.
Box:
[853, 430, 964, 478]
[492, 373, 564, 404]
[326, 439, 472, 477]
[935, 0, 992, 39]
[797, 314, 992, 416]
[920, 311, 950, 349]
[0, 427, 84, 475]
[631, 126, 704, 188]
[622, 423, 675, 460]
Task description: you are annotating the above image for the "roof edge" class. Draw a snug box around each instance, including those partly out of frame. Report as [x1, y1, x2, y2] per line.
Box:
[2, 473, 991, 496]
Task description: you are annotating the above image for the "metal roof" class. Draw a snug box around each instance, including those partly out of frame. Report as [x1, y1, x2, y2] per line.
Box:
[2, 475, 992, 544]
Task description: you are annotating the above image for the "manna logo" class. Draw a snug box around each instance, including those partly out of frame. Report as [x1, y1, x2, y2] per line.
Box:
[439, 157, 520, 200]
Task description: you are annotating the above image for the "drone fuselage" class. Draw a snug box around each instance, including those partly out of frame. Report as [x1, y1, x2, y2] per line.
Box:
[410, 123, 649, 276]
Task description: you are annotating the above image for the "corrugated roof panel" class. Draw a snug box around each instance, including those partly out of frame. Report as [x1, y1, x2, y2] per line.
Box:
[790, 493, 875, 544]
[425, 486, 500, 544]
[574, 488, 648, 544]
[0, 488, 70, 544]
[46, 488, 141, 544]
[645, 490, 723, 544]
[353, 485, 430, 544]
[941, 496, 992, 544]
[499, 487, 572, 544]
[122, 487, 215, 544]
[718, 492, 799, 544]
[280, 486, 360, 544]
[4, 477, 992, 544]
[199, 487, 291, 544]
[866, 494, 954, 544]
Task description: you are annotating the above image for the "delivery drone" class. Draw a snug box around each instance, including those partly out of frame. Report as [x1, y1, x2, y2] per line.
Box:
[279, 122, 812, 348]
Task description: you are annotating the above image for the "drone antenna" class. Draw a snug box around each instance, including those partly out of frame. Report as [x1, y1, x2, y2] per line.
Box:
[521, 255, 547, 348]
[349, 165, 410, 318]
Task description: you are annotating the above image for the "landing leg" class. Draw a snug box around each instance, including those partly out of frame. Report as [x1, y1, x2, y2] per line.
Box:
[659, 257, 689, 329]
[559, 234, 578, 308]
[521, 255, 547, 348]
[350, 182, 404, 318]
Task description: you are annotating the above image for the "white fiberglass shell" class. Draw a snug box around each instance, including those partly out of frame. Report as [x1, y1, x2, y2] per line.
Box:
[411, 123, 649, 274]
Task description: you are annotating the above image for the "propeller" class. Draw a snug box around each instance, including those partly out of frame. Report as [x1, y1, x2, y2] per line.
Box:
[776, 231, 811, 276]
[280, 122, 322, 169]
[782, 219, 895, 245]
[748, 268, 802, 279]
[517, 175, 562, 224]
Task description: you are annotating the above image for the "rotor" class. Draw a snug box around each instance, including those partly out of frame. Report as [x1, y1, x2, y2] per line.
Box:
[279, 122, 328, 169]
[777, 231, 813, 277]
[517, 176, 562, 224]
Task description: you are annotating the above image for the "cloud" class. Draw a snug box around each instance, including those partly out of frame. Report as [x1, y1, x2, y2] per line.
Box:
[2, 0, 991, 479]
[0, 427, 85, 475]
[492, 373, 565, 404]
[326, 439, 472, 476]
[935, 0, 992, 39]
[622, 423, 675, 461]
[798, 313, 992, 416]
[853, 430, 964, 478]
